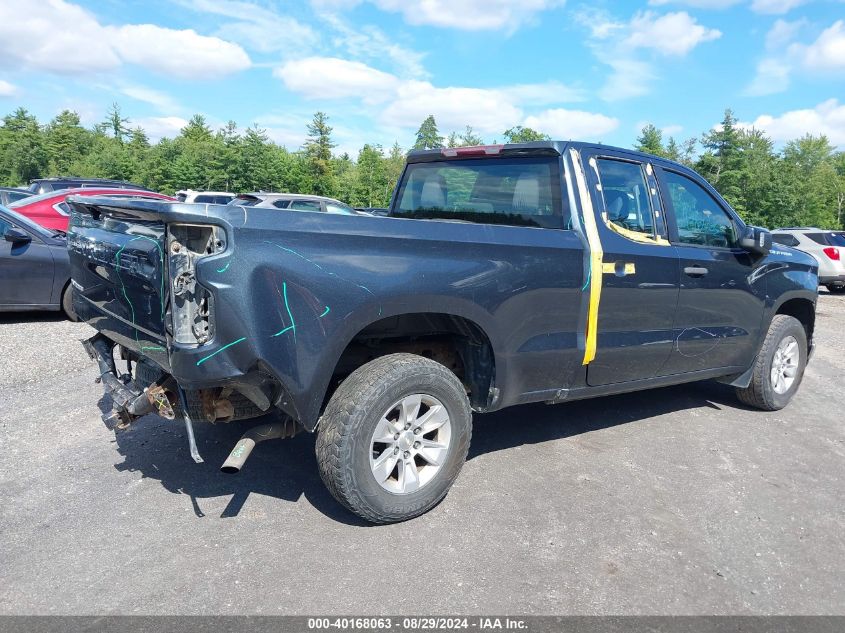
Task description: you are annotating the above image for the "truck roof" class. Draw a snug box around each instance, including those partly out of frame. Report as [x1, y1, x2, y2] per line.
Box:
[405, 141, 684, 168]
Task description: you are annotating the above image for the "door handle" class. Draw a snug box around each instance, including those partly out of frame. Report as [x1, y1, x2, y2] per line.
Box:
[684, 266, 709, 277]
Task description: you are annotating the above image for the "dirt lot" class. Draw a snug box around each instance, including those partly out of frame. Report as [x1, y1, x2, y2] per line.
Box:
[0, 292, 843, 615]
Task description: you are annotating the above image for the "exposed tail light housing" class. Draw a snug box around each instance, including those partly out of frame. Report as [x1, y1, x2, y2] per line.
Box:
[441, 145, 504, 157]
[823, 247, 840, 261]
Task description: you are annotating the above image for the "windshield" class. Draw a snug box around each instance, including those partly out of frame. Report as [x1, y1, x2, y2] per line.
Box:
[393, 157, 566, 228]
[0, 204, 57, 239]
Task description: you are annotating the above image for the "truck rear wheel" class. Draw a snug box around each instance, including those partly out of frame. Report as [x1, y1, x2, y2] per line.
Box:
[736, 315, 807, 411]
[316, 353, 472, 524]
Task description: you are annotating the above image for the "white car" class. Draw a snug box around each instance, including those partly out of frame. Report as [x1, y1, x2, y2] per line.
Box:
[175, 190, 235, 205]
[772, 227, 845, 293]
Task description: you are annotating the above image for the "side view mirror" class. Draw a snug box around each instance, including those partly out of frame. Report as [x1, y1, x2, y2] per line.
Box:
[739, 225, 771, 256]
[4, 227, 31, 245]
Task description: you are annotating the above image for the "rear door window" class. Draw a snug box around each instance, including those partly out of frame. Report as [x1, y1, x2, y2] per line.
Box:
[594, 158, 658, 240]
[828, 233, 845, 247]
[772, 234, 800, 247]
[394, 157, 566, 229]
[289, 200, 323, 212]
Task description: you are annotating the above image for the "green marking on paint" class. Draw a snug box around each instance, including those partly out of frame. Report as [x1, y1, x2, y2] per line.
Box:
[272, 325, 295, 338]
[195, 337, 246, 366]
[216, 261, 231, 273]
[114, 235, 167, 348]
[319, 306, 330, 318]
[282, 281, 296, 342]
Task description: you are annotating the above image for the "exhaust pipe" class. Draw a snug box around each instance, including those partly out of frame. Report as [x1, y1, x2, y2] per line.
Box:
[220, 418, 299, 473]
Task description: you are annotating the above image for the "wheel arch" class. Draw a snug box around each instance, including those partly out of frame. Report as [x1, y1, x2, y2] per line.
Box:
[308, 310, 498, 431]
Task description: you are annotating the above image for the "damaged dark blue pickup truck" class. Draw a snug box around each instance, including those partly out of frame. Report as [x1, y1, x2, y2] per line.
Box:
[68, 141, 818, 523]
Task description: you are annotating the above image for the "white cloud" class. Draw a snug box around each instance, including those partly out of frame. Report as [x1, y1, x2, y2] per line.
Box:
[745, 58, 792, 95]
[625, 11, 722, 56]
[741, 99, 845, 146]
[796, 20, 845, 72]
[649, 0, 808, 11]
[523, 109, 619, 140]
[274, 57, 400, 102]
[497, 81, 586, 105]
[599, 58, 656, 101]
[318, 12, 428, 79]
[0, 0, 120, 74]
[0, 79, 19, 97]
[177, 0, 319, 54]
[118, 85, 182, 114]
[662, 124, 684, 136]
[749, 0, 808, 14]
[382, 81, 523, 133]
[0, 0, 250, 79]
[649, 0, 741, 7]
[274, 56, 589, 135]
[576, 8, 720, 101]
[110, 25, 250, 79]
[765, 18, 806, 50]
[315, 0, 566, 32]
[134, 116, 190, 142]
[746, 20, 845, 96]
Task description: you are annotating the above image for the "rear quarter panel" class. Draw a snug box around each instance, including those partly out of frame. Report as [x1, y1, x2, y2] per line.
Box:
[183, 205, 586, 428]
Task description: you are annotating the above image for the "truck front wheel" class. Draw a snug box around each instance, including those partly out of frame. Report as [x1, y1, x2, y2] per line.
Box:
[736, 314, 807, 411]
[316, 353, 472, 523]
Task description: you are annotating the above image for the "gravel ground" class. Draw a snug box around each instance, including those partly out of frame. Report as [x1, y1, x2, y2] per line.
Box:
[0, 293, 843, 615]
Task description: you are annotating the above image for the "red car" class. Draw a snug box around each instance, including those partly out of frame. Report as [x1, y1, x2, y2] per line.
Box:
[8, 188, 176, 231]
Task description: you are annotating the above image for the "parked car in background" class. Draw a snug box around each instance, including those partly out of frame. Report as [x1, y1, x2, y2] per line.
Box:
[175, 190, 235, 205]
[772, 228, 845, 293]
[0, 205, 73, 319]
[27, 177, 153, 195]
[229, 192, 359, 215]
[354, 207, 389, 216]
[0, 186, 33, 206]
[10, 188, 176, 231]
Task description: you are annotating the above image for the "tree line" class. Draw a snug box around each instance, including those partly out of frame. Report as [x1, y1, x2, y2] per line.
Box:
[0, 104, 842, 229]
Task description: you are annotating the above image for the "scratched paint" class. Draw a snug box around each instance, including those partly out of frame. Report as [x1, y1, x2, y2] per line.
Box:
[114, 235, 167, 351]
[282, 282, 296, 342]
[263, 240, 383, 316]
[196, 337, 247, 366]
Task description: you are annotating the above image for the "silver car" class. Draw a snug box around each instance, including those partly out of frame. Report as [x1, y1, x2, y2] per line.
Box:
[772, 227, 845, 293]
[227, 193, 359, 215]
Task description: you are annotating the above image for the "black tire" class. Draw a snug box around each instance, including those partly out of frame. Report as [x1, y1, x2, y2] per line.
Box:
[134, 361, 264, 422]
[736, 315, 807, 411]
[61, 283, 78, 321]
[826, 285, 845, 294]
[316, 353, 472, 524]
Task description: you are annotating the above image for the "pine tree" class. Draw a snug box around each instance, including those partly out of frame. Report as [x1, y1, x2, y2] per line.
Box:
[0, 108, 48, 185]
[635, 124, 665, 156]
[304, 112, 336, 196]
[354, 144, 388, 207]
[44, 110, 91, 176]
[413, 115, 444, 150]
[102, 102, 130, 143]
[502, 126, 549, 143]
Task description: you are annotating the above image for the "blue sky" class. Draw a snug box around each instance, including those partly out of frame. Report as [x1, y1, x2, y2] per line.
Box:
[0, 0, 844, 155]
